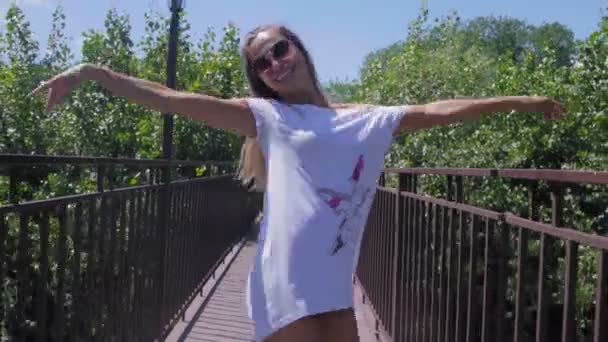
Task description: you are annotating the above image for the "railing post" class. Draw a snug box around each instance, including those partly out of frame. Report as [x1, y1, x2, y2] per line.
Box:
[455, 176, 464, 203]
[97, 165, 105, 193]
[594, 252, 608, 342]
[8, 169, 17, 204]
[536, 184, 562, 342]
[446, 175, 454, 201]
[391, 172, 408, 341]
[379, 172, 386, 187]
[560, 183, 578, 342]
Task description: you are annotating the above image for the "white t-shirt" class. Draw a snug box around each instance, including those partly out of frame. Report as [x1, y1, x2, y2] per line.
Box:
[245, 98, 406, 340]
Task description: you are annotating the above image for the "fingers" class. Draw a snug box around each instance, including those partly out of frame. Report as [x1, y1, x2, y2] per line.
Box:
[542, 99, 566, 121]
[46, 88, 55, 112]
[30, 80, 49, 97]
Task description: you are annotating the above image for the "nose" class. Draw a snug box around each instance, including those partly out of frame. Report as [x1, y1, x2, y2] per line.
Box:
[269, 58, 281, 71]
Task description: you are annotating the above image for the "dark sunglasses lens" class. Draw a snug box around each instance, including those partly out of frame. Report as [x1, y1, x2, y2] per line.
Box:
[254, 58, 271, 72]
[273, 40, 290, 59]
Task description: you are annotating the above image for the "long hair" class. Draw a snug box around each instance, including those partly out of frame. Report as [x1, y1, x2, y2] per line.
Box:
[237, 25, 328, 190]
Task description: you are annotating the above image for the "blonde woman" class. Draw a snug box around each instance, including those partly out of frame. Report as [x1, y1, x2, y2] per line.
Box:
[32, 24, 565, 342]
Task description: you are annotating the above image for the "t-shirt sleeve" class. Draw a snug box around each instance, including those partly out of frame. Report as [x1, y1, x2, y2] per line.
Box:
[244, 97, 280, 148]
[370, 105, 408, 136]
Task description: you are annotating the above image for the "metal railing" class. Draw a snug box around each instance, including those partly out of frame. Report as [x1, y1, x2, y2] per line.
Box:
[356, 168, 608, 342]
[0, 154, 262, 341]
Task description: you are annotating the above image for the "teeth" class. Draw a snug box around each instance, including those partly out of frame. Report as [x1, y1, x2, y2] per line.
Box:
[275, 68, 292, 82]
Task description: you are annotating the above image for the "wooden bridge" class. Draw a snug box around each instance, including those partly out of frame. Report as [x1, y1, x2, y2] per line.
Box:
[1, 154, 607, 341]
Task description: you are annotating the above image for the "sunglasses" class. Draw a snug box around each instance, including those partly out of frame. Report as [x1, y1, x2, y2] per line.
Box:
[252, 39, 291, 73]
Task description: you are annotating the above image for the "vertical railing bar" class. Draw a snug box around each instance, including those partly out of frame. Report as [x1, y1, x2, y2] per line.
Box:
[188, 182, 197, 301]
[430, 203, 440, 342]
[409, 195, 417, 341]
[445, 191, 456, 342]
[97, 165, 105, 193]
[561, 240, 578, 342]
[395, 174, 408, 342]
[182, 183, 192, 317]
[36, 212, 50, 342]
[107, 195, 119, 339]
[97, 195, 109, 341]
[404, 176, 412, 340]
[438, 205, 448, 342]
[135, 189, 146, 338]
[390, 190, 396, 331]
[180, 184, 191, 320]
[143, 186, 155, 337]
[116, 194, 128, 340]
[422, 201, 433, 342]
[536, 186, 561, 342]
[495, 222, 509, 342]
[156, 163, 172, 340]
[175, 184, 182, 322]
[382, 190, 389, 330]
[465, 214, 479, 342]
[54, 206, 68, 342]
[558, 183, 577, 342]
[15, 213, 30, 342]
[71, 203, 84, 341]
[481, 218, 493, 342]
[174, 183, 183, 320]
[454, 176, 466, 342]
[85, 198, 98, 340]
[455, 209, 466, 342]
[0, 215, 6, 335]
[514, 223, 528, 342]
[413, 197, 421, 341]
[124, 191, 137, 340]
[593, 251, 608, 342]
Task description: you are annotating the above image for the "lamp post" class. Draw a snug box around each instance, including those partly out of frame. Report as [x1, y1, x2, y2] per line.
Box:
[157, 2, 184, 340]
[162, 0, 185, 162]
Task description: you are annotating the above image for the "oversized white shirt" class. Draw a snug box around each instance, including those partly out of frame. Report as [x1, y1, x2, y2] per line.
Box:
[245, 98, 406, 340]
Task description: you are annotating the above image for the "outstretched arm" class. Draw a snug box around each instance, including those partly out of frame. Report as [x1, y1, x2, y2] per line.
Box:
[395, 96, 566, 133]
[31, 63, 256, 136]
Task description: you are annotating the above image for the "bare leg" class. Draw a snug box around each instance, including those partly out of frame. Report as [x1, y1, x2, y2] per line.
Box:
[264, 315, 323, 342]
[317, 308, 360, 342]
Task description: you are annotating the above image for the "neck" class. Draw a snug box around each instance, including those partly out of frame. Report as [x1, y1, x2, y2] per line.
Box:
[281, 88, 328, 107]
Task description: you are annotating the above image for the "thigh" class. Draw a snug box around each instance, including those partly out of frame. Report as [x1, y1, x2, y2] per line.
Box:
[317, 308, 360, 342]
[264, 315, 323, 342]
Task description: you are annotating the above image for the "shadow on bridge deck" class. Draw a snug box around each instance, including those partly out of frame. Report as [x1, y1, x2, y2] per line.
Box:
[164, 237, 390, 342]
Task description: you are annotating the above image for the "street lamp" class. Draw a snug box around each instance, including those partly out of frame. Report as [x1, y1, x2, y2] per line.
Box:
[162, 0, 185, 161]
[168, 0, 185, 12]
[157, 2, 185, 337]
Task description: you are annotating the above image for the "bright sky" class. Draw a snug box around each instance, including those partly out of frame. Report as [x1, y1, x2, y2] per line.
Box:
[1, 0, 606, 82]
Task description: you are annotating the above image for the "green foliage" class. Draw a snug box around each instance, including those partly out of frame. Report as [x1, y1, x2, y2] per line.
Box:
[0, 3, 249, 209]
[0, 4, 247, 193]
[0, 5, 250, 337]
[327, 7, 607, 338]
[1, 2, 606, 338]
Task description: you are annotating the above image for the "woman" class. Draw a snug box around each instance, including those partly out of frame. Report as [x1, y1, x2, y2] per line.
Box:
[32, 24, 565, 342]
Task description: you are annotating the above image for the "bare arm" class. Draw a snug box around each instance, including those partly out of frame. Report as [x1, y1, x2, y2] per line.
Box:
[395, 96, 566, 133]
[31, 63, 256, 136]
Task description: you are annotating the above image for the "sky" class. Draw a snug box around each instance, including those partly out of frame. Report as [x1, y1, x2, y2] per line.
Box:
[1, 0, 606, 83]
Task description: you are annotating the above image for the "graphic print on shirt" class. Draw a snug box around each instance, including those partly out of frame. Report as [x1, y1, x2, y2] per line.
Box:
[316, 154, 374, 255]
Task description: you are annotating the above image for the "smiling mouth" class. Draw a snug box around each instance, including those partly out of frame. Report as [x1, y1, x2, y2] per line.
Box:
[274, 66, 295, 82]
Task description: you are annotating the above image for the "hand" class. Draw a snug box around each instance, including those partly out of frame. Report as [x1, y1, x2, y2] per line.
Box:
[530, 96, 566, 121]
[30, 63, 92, 112]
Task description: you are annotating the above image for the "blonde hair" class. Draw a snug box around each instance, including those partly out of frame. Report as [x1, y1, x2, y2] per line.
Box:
[237, 137, 267, 190]
[236, 24, 369, 191]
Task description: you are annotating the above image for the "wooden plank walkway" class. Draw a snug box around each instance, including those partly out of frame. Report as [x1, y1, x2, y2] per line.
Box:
[165, 239, 390, 342]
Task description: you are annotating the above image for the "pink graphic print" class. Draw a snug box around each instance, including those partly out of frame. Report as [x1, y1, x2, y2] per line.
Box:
[316, 154, 371, 255]
[350, 155, 364, 181]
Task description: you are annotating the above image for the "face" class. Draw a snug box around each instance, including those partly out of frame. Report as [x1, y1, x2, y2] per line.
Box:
[247, 29, 314, 95]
